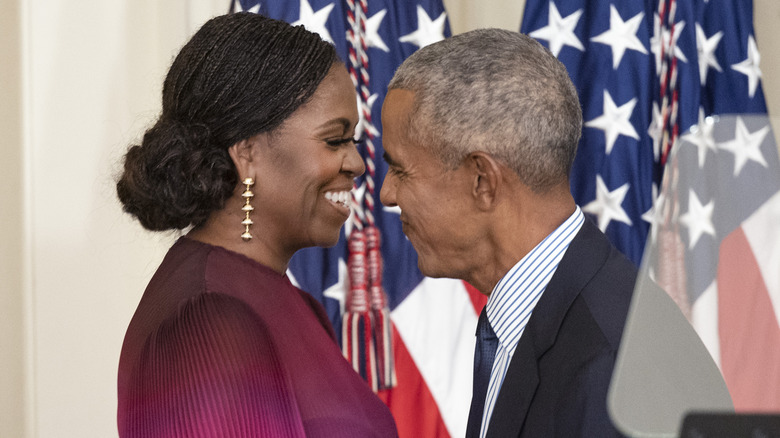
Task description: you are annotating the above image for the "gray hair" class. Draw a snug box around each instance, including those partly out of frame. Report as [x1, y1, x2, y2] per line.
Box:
[388, 28, 582, 192]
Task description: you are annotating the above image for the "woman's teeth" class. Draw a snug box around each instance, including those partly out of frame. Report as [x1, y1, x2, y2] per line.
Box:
[325, 191, 350, 208]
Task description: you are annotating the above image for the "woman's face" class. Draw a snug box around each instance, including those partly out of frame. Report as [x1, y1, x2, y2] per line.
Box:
[251, 63, 364, 252]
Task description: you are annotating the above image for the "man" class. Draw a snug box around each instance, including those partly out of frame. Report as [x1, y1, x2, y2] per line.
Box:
[379, 29, 634, 437]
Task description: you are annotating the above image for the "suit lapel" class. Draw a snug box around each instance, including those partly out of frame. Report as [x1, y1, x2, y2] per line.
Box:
[485, 219, 611, 437]
[485, 334, 540, 438]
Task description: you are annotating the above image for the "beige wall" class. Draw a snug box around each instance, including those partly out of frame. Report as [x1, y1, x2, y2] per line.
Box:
[444, 0, 526, 33]
[1, 1, 778, 437]
[1, 1, 229, 436]
[755, 0, 780, 137]
[1, 1, 26, 437]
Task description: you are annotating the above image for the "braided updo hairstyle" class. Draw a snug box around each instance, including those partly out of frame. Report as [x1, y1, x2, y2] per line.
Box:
[116, 13, 339, 231]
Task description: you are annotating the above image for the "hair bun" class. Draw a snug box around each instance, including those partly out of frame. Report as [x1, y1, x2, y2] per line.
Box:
[116, 119, 236, 231]
[158, 119, 211, 148]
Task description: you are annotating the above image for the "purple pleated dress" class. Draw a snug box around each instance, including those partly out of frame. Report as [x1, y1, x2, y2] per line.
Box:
[118, 237, 398, 437]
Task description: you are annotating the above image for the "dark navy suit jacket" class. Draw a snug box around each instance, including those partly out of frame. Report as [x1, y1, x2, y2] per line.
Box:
[485, 217, 633, 438]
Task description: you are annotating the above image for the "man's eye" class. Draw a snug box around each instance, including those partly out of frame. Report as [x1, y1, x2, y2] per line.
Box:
[388, 167, 406, 180]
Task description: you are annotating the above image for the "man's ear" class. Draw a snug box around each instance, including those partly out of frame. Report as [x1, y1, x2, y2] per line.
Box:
[228, 133, 267, 179]
[467, 151, 501, 210]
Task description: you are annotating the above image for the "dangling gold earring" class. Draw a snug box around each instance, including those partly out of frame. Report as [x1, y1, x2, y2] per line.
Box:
[241, 177, 254, 242]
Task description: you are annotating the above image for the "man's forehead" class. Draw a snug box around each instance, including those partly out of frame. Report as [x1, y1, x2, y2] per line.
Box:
[382, 89, 416, 120]
[381, 89, 418, 161]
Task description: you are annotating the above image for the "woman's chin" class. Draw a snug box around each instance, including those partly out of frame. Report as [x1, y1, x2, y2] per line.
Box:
[318, 238, 341, 248]
[313, 228, 343, 248]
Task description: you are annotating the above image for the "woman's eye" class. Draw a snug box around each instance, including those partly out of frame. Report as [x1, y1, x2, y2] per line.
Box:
[326, 136, 364, 147]
[326, 137, 352, 147]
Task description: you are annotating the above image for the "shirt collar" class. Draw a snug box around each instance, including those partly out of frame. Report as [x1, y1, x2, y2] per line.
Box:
[486, 206, 585, 352]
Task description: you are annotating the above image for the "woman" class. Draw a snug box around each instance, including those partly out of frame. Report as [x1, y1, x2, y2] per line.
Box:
[116, 13, 398, 437]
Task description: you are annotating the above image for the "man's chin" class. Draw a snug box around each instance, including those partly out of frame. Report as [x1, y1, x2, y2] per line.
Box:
[417, 258, 447, 279]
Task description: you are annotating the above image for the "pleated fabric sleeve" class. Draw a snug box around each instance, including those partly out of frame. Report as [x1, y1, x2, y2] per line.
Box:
[120, 293, 306, 437]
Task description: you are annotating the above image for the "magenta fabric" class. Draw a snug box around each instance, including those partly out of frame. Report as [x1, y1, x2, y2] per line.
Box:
[118, 237, 398, 437]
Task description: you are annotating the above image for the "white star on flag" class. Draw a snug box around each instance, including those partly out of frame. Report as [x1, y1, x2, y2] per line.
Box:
[585, 90, 639, 155]
[233, 0, 260, 13]
[583, 175, 633, 232]
[680, 108, 717, 168]
[590, 5, 647, 70]
[648, 101, 664, 161]
[365, 9, 389, 52]
[641, 184, 659, 226]
[650, 14, 687, 75]
[731, 35, 762, 98]
[717, 116, 770, 177]
[678, 189, 716, 249]
[528, 2, 584, 57]
[322, 258, 348, 315]
[696, 24, 723, 85]
[293, 0, 335, 43]
[398, 6, 447, 49]
[641, 185, 664, 244]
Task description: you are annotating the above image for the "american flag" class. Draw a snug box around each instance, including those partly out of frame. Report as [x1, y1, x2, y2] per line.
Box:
[523, 0, 780, 413]
[230, 1, 480, 436]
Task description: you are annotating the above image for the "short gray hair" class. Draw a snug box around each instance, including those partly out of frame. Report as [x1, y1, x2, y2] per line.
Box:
[388, 28, 582, 192]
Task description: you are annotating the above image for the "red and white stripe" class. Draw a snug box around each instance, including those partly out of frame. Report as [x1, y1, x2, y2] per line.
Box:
[379, 278, 487, 437]
[691, 191, 780, 411]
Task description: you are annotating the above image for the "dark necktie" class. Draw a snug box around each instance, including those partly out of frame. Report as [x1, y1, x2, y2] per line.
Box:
[465, 307, 499, 438]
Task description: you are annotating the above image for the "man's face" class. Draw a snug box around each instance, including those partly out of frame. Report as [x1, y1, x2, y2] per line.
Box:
[380, 89, 479, 279]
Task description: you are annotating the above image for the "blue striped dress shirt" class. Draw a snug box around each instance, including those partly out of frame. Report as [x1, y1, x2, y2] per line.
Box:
[478, 206, 585, 438]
